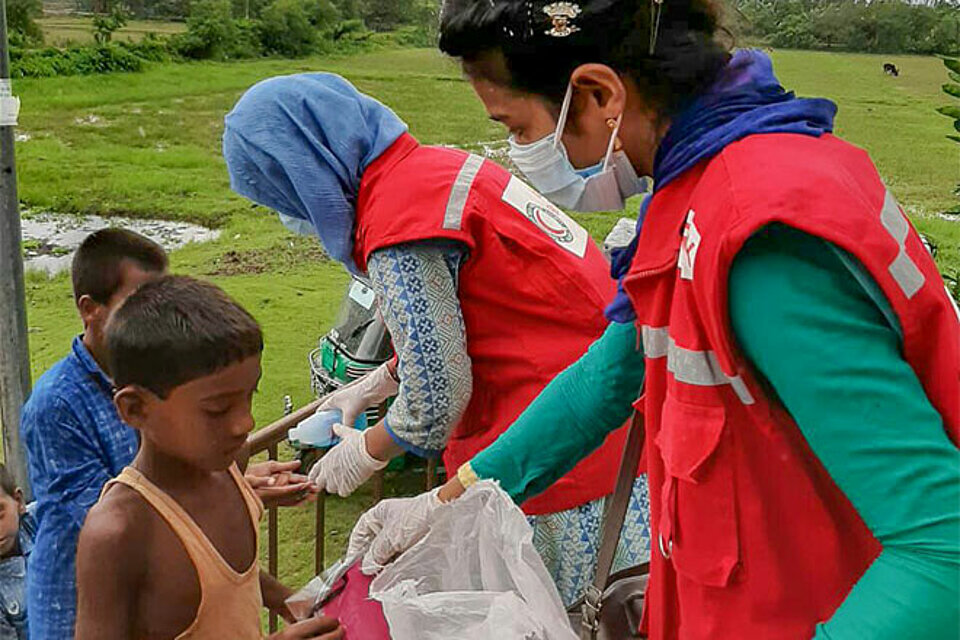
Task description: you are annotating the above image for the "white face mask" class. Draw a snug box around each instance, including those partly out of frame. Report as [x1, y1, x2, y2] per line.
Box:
[277, 212, 317, 236]
[508, 84, 649, 212]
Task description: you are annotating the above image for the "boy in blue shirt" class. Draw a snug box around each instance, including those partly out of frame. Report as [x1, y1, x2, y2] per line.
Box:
[20, 229, 166, 639]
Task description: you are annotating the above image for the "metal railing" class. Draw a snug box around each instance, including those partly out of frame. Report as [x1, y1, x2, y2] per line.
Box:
[247, 399, 438, 632]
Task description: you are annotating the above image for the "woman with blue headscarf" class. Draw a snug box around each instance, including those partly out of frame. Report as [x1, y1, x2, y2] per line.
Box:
[223, 72, 653, 605]
[340, 0, 960, 637]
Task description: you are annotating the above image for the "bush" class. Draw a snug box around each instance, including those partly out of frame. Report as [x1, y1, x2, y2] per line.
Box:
[168, 0, 267, 59]
[92, 5, 130, 44]
[7, 0, 43, 47]
[169, 0, 238, 59]
[11, 44, 145, 78]
[938, 57, 960, 213]
[119, 35, 172, 62]
[257, 0, 317, 56]
[331, 18, 368, 41]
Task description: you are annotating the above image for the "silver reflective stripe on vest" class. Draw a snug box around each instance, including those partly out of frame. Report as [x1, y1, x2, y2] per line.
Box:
[443, 154, 484, 231]
[642, 325, 670, 359]
[880, 190, 925, 299]
[642, 326, 755, 405]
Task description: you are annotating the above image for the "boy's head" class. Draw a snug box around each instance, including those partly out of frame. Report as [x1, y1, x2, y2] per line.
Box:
[0, 465, 25, 558]
[107, 276, 263, 471]
[73, 229, 168, 369]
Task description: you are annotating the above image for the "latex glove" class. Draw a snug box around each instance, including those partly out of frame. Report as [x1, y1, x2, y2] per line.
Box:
[346, 488, 443, 575]
[317, 362, 399, 430]
[308, 424, 388, 497]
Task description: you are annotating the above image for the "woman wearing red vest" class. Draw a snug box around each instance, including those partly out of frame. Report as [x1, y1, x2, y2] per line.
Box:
[222, 73, 652, 605]
[349, 0, 960, 637]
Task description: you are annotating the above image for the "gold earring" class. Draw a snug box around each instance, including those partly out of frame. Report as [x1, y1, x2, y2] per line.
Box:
[606, 118, 623, 150]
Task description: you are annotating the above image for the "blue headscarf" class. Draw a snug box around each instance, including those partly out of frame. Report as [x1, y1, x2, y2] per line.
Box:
[605, 50, 837, 323]
[223, 73, 409, 274]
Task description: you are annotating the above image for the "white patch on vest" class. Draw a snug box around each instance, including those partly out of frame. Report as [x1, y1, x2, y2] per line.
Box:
[501, 176, 589, 259]
[678, 209, 700, 281]
[348, 279, 375, 310]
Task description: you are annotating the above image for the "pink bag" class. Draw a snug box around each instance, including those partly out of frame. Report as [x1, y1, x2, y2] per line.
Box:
[318, 563, 390, 639]
[286, 559, 390, 640]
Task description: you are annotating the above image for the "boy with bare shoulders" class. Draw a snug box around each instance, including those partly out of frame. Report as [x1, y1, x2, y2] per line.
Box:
[75, 276, 341, 640]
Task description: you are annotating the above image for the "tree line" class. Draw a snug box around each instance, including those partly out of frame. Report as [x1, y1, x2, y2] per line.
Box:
[732, 0, 960, 56]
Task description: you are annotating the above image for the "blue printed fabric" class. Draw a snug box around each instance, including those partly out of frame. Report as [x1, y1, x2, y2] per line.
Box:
[367, 241, 473, 456]
[529, 477, 651, 607]
[0, 504, 37, 640]
[20, 337, 139, 639]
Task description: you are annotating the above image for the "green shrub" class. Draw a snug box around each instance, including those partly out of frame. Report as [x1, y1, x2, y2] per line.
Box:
[11, 44, 145, 78]
[92, 5, 129, 44]
[231, 18, 266, 58]
[119, 35, 172, 62]
[7, 0, 43, 47]
[332, 18, 368, 40]
[169, 0, 238, 59]
[938, 57, 960, 213]
[257, 0, 317, 56]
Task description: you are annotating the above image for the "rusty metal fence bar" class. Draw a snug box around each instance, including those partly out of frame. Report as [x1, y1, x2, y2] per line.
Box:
[247, 397, 439, 632]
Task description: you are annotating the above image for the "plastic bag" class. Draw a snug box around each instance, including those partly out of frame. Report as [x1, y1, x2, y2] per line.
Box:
[369, 481, 578, 640]
[285, 556, 390, 639]
[602, 217, 638, 259]
[285, 555, 356, 621]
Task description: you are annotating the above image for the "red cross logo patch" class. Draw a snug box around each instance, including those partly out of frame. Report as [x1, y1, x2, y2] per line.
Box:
[678, 209, 700, 281]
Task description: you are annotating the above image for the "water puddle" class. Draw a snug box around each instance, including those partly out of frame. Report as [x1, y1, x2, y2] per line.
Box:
[21, 212, 220, 274]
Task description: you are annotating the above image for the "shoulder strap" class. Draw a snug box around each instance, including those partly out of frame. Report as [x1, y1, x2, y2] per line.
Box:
[595, 410, 645, 587]
[107, 466, 259, 581]
[580, 410, 645, 638]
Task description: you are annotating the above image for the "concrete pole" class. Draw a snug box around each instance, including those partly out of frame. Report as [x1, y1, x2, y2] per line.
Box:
[0, 0, 32, 500]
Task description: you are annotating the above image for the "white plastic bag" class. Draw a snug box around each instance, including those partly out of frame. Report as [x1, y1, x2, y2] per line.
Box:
[369, 481, 578, 640]
[285, 554, 358, 621]
[602, 217, 638, 259]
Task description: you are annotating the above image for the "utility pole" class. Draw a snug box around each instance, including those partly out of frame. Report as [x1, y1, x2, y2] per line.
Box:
[0, 0, 32, 500]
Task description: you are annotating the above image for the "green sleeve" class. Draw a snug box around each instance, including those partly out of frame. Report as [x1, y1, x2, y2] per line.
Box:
[729, 224, 960, 640]
[471, 320, 645, 503]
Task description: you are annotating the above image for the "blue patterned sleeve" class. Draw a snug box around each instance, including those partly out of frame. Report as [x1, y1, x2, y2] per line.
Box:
[367, 240, 472, 457]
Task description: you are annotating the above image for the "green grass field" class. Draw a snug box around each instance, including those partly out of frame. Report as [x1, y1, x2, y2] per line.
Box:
[12, 47, 960, 597]
[38, 16, 186, 46]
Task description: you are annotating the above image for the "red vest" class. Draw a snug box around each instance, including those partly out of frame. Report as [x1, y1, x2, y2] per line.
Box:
[622, 133, 960, 639]
[354, 134, 632, 515]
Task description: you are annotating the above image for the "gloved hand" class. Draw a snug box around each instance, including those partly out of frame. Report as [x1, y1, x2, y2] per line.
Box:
[347, 488, 444, 575]
[317, 362, 399, 430]
[308, 424, 389, 496]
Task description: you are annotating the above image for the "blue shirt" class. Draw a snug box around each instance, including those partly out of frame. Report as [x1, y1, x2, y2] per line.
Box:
[20, 337, 139, 639]
[0, 504, 37, 640]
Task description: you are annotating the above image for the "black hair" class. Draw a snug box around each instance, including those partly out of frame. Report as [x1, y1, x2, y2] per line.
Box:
[106, 275, 263, 398]
[0, 464, 19, 498]
[439, 0, 730, 115]
[72, 229, 168, 304]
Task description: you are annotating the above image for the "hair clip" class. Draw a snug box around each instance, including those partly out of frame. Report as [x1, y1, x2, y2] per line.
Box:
[543, 2, 581, 37]
[649, 0, 664, 54]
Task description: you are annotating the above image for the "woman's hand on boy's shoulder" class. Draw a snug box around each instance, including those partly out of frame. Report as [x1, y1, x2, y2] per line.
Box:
[268, 615, 343, 640]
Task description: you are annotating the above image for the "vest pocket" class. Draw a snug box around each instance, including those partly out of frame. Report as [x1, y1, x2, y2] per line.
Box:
[656, 395, 739, 587]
